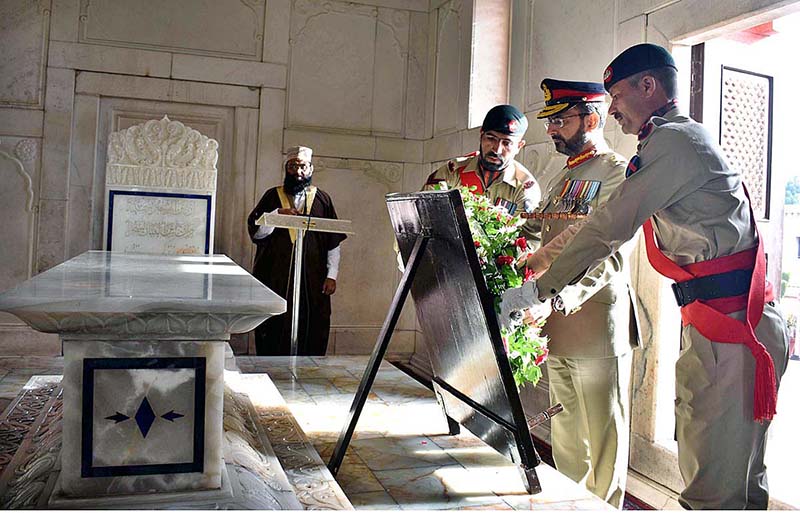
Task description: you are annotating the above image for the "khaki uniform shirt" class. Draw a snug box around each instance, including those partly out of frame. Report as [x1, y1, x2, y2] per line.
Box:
[423, 153, 542, 239]
[537, 149, 640, 357]
[538, 108, 757, 297]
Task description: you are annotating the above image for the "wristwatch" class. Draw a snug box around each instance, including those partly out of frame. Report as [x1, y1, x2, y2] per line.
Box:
[552, 295, 565, 314]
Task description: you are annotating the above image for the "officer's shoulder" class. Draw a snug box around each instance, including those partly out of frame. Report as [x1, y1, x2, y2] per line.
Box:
[513, 160, 534, 179]
[513, 161, 538, 191]
[433, 152, 477, 172]
[599, 151, 628, 168]
[453, 151, 479, 165]
[649, 121, 696, 150]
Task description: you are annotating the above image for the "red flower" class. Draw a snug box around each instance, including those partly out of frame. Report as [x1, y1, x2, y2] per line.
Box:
[496, 255, 514, 266]
[474, 240, 481, 248]
[523, 266, 535, 283]
[534, 347, 549, 366]
[514, 236, 527, 251]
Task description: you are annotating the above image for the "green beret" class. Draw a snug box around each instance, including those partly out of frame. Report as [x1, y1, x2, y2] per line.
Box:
[481, 105, 528, 137]
[603, 43, 677, 92]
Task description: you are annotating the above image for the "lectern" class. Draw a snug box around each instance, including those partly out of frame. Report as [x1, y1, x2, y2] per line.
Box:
[256, 212, 353, 355]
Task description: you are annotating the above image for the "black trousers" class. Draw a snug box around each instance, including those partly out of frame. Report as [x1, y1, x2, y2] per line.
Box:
[254, 311, 330, 356]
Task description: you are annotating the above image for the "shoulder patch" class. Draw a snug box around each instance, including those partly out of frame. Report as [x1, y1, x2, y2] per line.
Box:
[523, 180, 535, 189]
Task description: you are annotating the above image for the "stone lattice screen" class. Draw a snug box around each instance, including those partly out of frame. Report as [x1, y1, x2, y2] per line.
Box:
[719, 66, 773, 220]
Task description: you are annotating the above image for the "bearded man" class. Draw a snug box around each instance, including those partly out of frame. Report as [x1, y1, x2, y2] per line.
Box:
[507, 78, 640, 508]
[247, 145, 347, 356]
[422, 104, 541, 238]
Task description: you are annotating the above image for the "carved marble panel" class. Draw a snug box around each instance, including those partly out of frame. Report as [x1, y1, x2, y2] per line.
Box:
[405, 11, 430, 140]
[373, 8, 409, 135]
[93, 99, 236, 256]
[288, 0, 377, 132]
[60, 339, 226, 496]
[103, 116, 219, 254]
[0, 0, 50, 107]
[79, 0, 266, 60]
[433, 0, 467, 135]
[0, 138, 37, 293]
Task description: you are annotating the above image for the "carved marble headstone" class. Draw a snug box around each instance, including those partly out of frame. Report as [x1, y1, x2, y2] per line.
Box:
[104, 116, 218, 254]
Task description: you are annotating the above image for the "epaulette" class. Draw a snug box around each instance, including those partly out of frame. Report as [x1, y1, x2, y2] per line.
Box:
[602, 151, 628, 167]
[449, 151, 479, 166]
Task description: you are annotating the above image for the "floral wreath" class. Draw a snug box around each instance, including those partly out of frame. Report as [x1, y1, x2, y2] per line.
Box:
[436, 183, 549, 387]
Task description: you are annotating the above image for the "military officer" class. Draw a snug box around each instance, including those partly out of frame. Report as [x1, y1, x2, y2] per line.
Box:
[505, 44, 788, 509]
[528, 78, 639, 508]
[423, 104, 541, 238]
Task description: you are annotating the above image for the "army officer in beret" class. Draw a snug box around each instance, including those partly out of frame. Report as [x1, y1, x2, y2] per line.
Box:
[505, 43, 788, 510]
[423, 104, 541, 238]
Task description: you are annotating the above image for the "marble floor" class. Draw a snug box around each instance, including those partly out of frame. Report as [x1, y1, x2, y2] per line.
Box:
[0, 355, 614, 510]
[237, 355, 614, 511]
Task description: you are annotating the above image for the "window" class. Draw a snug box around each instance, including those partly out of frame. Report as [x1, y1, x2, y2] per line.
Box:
[468, 0, 511, 128]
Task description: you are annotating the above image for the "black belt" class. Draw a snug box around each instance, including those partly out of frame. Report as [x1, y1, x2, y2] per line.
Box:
[671, 268, 752, 307]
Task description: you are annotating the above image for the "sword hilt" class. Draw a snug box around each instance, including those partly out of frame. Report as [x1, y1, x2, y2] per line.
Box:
[525, 403, 564, 429]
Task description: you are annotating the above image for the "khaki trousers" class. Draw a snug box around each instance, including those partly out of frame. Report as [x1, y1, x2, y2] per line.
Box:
[547, 353, 632, 508]
[676, 303, 789, 510]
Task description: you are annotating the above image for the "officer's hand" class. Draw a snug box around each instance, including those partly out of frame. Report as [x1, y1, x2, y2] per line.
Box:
[523, 300, 552, 324]
[523, 250, 549, 279]
[499, 281, 543, 330]
[278, 208, 300, 216]
[322, 278, 337, 295]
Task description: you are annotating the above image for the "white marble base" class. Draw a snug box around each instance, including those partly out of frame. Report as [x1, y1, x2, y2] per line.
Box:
[49, 462, 233, 508]
[60, 338, 225, 497]
[0, 375, 309, 510]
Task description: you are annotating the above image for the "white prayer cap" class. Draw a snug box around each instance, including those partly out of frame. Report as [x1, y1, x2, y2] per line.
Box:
[285, 145, 313, 164]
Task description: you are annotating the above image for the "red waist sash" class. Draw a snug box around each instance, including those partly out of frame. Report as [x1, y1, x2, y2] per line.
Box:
[643, 219, 777, 422]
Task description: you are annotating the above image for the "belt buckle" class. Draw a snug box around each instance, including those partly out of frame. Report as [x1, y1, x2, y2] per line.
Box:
[671, 282, 688, 307]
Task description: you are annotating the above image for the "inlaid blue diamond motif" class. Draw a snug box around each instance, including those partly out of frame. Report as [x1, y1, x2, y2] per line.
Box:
[134, 397, 156, 438]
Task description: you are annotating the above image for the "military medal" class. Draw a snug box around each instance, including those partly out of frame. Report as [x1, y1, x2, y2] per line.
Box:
[495, 198, 517, 214]
[553, 179, 601, 215]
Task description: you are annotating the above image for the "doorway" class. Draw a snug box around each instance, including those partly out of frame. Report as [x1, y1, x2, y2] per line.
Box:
[673, 11, 800, 508]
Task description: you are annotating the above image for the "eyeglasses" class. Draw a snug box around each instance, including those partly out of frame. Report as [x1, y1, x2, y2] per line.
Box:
[543, 113, 587, 129]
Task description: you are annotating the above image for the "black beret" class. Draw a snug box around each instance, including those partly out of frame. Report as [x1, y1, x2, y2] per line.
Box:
[603, 43, 677, 92]
[537, 78, 606, 119]
[481, 104, 528, 137]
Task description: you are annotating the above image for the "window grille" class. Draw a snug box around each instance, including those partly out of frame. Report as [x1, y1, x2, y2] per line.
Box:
[719, 66, 773, 220]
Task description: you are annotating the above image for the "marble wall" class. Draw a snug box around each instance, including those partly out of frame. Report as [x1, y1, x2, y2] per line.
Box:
[0, 0, 795, 369]
[0, 0, 440, 359]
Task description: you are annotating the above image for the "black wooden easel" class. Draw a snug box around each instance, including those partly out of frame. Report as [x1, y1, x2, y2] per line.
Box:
[327, 190, 543, 494]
